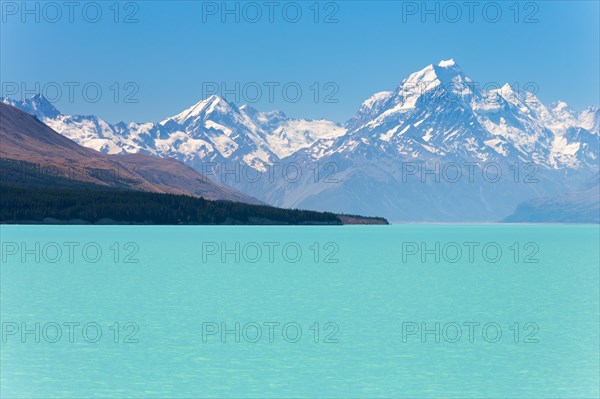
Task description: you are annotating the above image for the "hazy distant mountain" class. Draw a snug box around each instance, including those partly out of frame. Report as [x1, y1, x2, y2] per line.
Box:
[504, 173, 599, 223]
[3, 60, 598, 221]
[0, 102, 262, 204]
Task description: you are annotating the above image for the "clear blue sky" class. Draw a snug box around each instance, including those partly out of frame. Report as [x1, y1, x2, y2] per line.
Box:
[1, 0, 598, 123]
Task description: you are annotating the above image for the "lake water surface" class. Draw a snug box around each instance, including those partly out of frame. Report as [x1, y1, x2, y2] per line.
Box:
[1, 224, 598, 398]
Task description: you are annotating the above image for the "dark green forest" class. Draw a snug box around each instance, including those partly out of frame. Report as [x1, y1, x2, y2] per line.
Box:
[0, 183, 345, 225]
[0, 159, 388, 225]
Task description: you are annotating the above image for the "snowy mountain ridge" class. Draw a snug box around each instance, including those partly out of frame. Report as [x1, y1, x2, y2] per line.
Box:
[1, 93, 346, 171]
[3, 60, 598, 221]
[3, 60, 597, 171]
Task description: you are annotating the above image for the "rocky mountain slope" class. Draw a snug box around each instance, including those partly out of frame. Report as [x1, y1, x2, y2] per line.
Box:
[0, 102, 262, 204]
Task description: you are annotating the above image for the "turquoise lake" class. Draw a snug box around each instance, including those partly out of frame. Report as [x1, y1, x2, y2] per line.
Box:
[1, 224, 599, 398]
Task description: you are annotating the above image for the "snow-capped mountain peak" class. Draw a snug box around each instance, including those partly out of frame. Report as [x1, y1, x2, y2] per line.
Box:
[346, 60, 477, 135]
[552, 100, 572, 111]
[496, 83, 515, 97]
[4, 59, 598, 173]
[551, 100, 578, 117]
[400, 60, 471, 99]
[400, 59, 470, 93]
[161, 95, 233, 125]
[579, 105, 599, 134]
[1, 94, 62, 120]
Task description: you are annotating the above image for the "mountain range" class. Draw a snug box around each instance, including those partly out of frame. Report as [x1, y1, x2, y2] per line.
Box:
[3, 60, 598, 221]
[0, 102, 261, 204]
